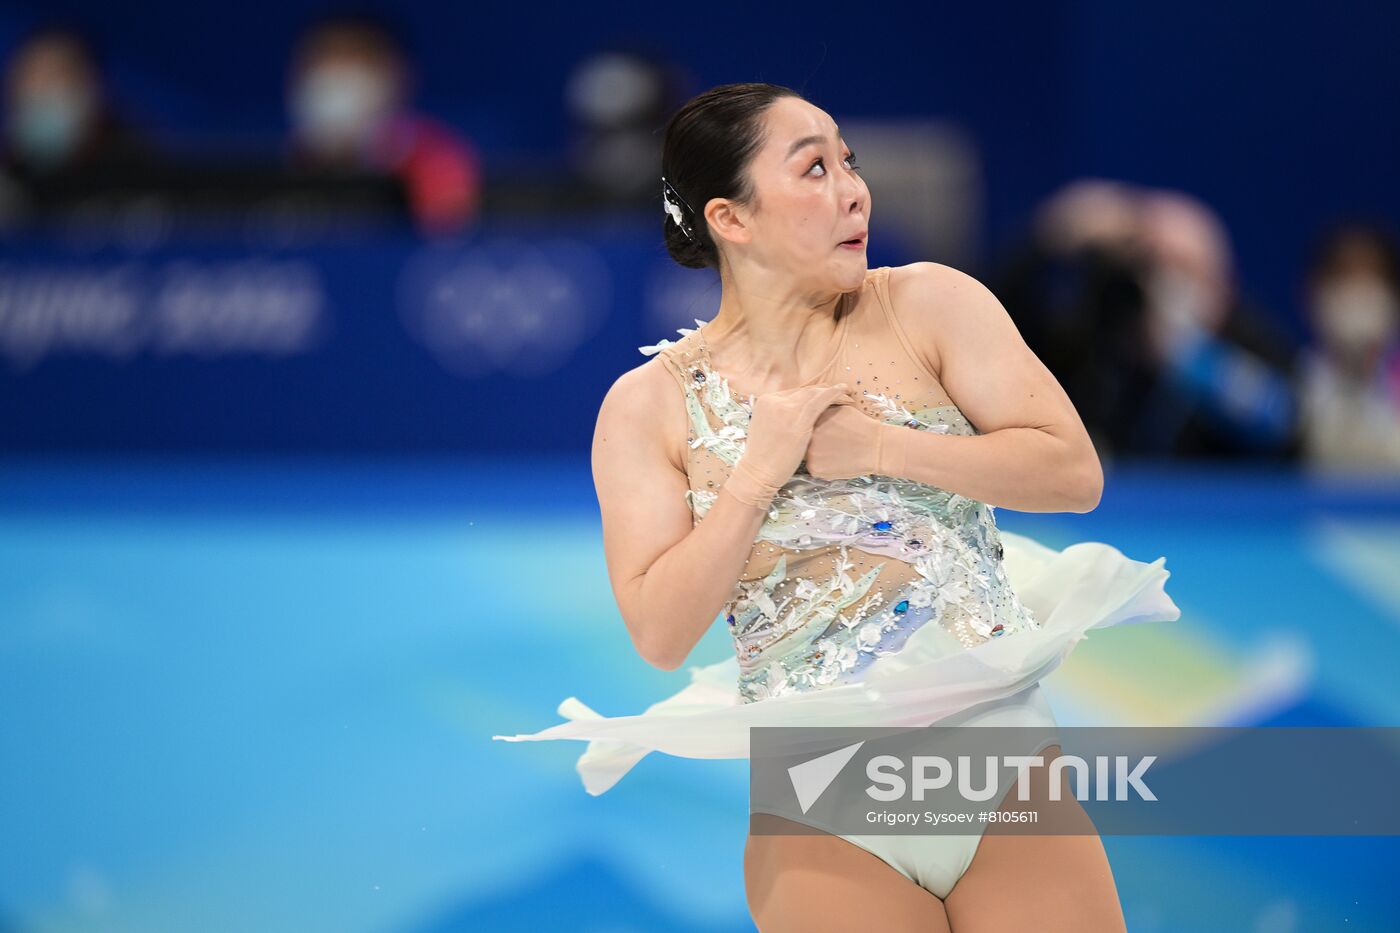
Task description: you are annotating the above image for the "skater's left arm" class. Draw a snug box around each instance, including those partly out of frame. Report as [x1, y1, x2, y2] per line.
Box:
[807, 261, 1103, 513]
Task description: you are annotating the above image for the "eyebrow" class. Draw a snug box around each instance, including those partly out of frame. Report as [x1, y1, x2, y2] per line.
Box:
[786, 129, 843, 161]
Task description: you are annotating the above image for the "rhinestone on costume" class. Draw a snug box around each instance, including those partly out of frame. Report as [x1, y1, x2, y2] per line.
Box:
[872, 520, 894, 532]
[991, 623, 1005, 636]
[893, 599, 909, 614]
[905, 419, 921, 428]
[693, 369, 706, 383]
[726, 613, 736, 627]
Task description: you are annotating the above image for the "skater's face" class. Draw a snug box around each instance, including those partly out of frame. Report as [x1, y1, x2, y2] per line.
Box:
[707, 97, 870, 288]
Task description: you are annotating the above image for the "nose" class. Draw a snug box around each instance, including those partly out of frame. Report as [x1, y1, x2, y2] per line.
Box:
[840, 171, 866, 214]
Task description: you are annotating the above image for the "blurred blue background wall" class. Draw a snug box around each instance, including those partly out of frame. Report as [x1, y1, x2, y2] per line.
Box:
[1, 1, 1398, 453]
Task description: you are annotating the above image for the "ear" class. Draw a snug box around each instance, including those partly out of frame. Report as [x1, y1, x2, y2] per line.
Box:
[705, 197, 752, 247]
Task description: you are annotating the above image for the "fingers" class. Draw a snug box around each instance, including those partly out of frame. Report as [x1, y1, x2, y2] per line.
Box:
[816, 383, 858, 405]
[800, 383, 861, 422]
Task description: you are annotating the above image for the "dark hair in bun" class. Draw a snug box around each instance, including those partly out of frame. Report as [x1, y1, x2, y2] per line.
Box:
[660, 82, 802, 271]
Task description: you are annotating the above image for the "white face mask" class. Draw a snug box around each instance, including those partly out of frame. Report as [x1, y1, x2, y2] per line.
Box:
[1147, 266, 1223, 331]
[291, 64, 391, 150]
[1313, 275, 1400, 356]
[7, 85, 94, 167]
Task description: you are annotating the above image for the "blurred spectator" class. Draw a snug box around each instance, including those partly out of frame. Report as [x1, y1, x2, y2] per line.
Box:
[994, 180, 1158, 461]
[286, 13, 482, 234]
[1132, 190, 1300, 460]
[993, 180, 1302, 462]
[1296, 222, 1400, 473]
[0, 26, 152, 223]
[2, 27, 146, 175]
[564, 48, 683, 207]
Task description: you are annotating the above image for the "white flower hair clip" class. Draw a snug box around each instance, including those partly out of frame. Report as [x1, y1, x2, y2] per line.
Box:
[661, 175, 698, 244]
[663, 197, 684, 228]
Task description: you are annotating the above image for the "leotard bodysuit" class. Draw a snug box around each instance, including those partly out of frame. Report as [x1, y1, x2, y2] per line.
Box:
[640, 266, 1043, 703]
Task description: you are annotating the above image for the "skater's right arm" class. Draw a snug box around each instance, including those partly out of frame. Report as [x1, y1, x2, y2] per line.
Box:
[592, 359, 854, 671]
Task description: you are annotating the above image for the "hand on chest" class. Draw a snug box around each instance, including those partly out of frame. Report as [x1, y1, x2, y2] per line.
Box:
[803, 399, 887, 480]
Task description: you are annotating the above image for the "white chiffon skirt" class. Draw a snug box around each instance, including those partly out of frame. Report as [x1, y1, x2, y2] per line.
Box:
[492, 530, 1182, 795]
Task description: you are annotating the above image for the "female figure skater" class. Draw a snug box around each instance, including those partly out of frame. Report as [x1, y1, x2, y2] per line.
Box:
[496, 82, 1181, 932]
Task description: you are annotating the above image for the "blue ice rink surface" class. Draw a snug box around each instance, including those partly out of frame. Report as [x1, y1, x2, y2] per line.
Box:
[1, 457, 1397, 932]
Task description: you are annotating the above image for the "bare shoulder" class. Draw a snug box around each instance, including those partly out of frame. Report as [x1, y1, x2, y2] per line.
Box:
[594, 354, 688, 472]
[886, 261, 1006, 376]
[887, 261, 1000, 318]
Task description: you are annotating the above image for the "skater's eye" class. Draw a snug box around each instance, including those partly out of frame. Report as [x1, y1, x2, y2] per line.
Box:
[807, 152, 861, 177]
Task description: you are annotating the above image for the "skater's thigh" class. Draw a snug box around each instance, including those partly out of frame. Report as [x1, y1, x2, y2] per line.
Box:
[943, 745, 1127, 933]
[744, 814, 951, 933]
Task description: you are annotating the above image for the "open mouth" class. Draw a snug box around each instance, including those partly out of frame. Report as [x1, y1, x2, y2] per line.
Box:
[839, 235, 866, 248]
